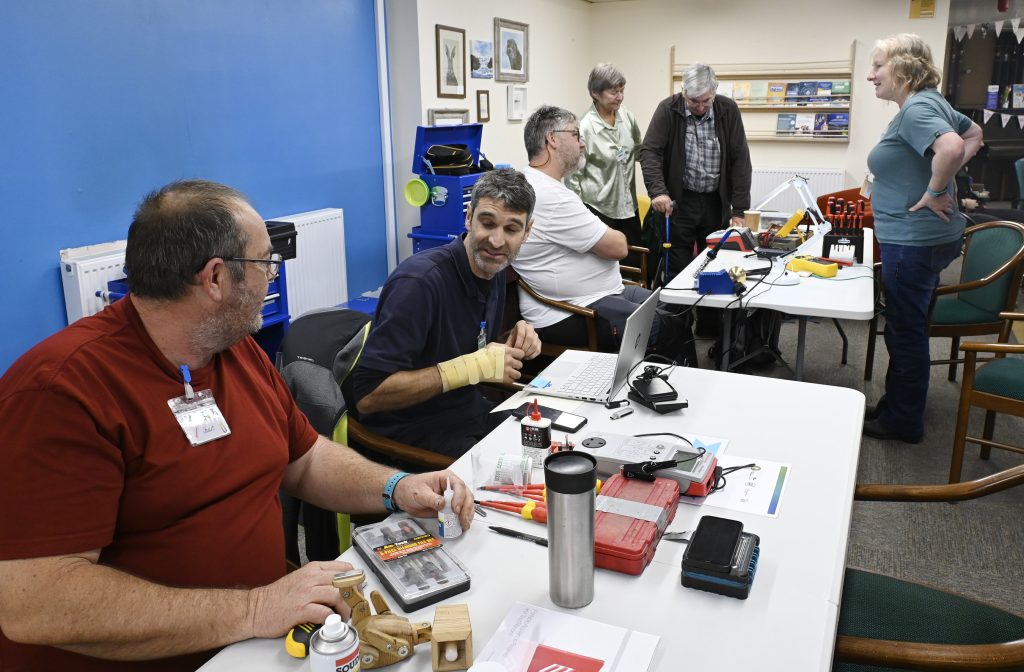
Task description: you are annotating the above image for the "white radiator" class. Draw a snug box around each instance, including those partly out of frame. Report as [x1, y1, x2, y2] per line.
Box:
[276, 208, 348, 319]
[750, 168, 846, 213]
[59, 208, 347, 326]
[60, 241, 127, 324]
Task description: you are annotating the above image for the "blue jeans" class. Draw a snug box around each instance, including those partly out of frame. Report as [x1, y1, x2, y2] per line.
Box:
[877, 238, 963, 437]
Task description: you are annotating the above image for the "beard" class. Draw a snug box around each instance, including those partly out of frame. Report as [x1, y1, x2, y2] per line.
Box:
[560, 147, 586, 176]
[469, 236, 518, 278]
[191, 278, 265, 354]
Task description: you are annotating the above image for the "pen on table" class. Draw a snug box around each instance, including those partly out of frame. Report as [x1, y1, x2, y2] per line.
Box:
[488, 525, 548, 547]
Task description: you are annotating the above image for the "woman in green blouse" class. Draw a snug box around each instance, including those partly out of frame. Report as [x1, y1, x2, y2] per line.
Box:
[570, 63, 644, 262]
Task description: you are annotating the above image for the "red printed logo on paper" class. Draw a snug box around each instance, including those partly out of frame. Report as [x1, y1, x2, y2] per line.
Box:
[334, 648, 360, 672]
[527, 644, 605, 672]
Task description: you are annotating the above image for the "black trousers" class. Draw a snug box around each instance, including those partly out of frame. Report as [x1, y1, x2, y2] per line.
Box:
[672, 189, 723, 335]
[668, 188, 722, 275]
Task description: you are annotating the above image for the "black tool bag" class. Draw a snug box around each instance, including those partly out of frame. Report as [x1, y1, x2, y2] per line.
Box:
[424, 143, 478, 175]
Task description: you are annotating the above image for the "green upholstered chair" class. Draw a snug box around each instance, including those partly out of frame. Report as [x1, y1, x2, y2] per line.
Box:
[864, 220, 1024, 382]
[948, 311, 1024, 484]
[834, 467, 1024, 671]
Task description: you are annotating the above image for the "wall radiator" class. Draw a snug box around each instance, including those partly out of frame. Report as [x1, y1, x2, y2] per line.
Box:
[60, 241, 128, 324]
[59, 207, 347, 325]
[274, 208, 348, 320]
[750, 168, 846, 213]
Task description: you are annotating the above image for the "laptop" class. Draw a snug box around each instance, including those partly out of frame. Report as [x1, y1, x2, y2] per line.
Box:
[524, 288, 660, 402]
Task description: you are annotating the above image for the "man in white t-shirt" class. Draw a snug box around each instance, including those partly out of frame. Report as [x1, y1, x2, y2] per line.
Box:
[514, 105, 695, 365]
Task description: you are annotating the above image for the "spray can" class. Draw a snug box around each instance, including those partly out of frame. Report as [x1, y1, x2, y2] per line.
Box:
[438, 477, 463, 539]
[520, 399, 551, 463]
[310, 613, 361, 672]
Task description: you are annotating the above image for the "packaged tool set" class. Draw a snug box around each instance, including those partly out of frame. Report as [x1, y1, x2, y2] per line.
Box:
[353, 515, 471, 611]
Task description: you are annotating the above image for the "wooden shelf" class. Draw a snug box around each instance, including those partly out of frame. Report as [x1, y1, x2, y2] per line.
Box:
[669, 46, 855, 145]
[737, 104, 850, 112]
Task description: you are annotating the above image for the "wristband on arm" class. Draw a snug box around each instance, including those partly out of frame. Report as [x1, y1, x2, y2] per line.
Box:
[383, 471, 411, 512]
[437, 346, 505, 393]
[926, 185, 948, 198]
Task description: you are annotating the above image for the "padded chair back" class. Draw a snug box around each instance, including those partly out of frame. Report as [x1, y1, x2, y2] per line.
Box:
[1015, 158, 1024, 201]
[957, 222, 1024, 318]
[277, 308, 373, 561]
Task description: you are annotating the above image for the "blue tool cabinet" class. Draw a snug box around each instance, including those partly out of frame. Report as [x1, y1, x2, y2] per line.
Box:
[408, 123, 485, 253]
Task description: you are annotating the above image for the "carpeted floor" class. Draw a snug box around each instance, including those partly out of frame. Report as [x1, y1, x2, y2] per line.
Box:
[701, 257, 1024, 616]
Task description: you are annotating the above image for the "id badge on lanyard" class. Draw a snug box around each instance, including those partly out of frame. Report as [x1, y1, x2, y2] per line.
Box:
[168, 365, 231, 446]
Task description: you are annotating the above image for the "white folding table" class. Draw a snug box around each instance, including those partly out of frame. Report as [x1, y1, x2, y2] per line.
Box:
[660, 230, 875, 380]
[200, 365, 864, 672]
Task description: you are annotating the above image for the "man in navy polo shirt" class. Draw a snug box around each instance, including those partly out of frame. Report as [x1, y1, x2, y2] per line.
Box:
[353, 169, 541, 458]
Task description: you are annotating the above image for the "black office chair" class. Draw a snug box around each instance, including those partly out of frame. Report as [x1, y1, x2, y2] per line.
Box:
[277, 308, 452, 564]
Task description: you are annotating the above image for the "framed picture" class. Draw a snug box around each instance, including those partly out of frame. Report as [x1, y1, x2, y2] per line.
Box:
[506, 85, 527, 122]
[476, 90, 490, 122]
[494, 18, 528, 83]
[427, 108, 470, 126]
[435, 24, 466, 98]
[470, 40, 493, 79]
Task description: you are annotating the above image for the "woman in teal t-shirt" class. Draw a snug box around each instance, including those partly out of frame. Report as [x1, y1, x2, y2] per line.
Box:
[863, 33, 982, 443]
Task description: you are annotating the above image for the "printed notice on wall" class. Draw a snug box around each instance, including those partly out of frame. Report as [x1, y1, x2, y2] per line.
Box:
[910, 0, 935, 19]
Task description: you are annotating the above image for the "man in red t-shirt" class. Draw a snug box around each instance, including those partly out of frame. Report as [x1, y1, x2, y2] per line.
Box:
[0, 180, 474, 671]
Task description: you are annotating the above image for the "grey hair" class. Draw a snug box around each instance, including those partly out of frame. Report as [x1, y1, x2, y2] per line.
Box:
[125, 180, 250, 300]
[470, 168, 537, 220]
[588, 63, 627, 97]
[524, 105, 577, 160]
[682, 63, 718, 97]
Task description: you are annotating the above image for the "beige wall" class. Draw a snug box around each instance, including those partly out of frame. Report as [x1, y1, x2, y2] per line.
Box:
[388, 0, 952, 260]
[588, 0, 951, 192]
[389, 0, 595, 259]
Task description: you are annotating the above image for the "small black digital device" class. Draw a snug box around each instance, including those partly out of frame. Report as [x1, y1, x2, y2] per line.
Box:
[683, 515, 743, 573]
[512, 402, 588, 433]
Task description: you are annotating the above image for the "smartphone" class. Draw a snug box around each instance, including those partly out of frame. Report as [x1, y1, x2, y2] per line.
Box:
[683, 515, 744, 573]
[511, 402, 588, 433]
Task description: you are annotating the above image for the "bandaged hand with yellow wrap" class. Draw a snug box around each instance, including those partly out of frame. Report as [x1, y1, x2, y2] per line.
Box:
[437, 344, 508, 393]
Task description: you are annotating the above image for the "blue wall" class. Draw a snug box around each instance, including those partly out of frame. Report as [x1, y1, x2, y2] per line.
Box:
[0, 0, 388, 372]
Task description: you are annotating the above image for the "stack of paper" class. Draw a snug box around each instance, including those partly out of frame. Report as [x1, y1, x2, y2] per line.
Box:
[476, 602, 660, 672]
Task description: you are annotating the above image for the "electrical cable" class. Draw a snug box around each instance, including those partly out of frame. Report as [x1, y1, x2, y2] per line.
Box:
[708, 463, 758, 494]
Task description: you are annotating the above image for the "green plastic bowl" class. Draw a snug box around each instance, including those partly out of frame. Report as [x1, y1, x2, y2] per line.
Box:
[404, 179, 429, 207]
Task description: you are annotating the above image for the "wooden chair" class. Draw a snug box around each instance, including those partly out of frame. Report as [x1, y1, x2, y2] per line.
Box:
[620, 245, 650, 288]
[948, 311, 1024, 483]
[516, 275, 601, 357]
[865, 220, 1024, 382]
[834, 465, 1024, 671]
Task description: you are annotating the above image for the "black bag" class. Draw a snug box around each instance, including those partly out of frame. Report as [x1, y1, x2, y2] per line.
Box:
[642, 206, 670, 288]
[424, 143, 477, 175]
[709, 308, 782, 372]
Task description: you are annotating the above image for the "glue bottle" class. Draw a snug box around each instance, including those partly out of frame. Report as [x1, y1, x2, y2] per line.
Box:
[521, 399, 552, 463]
[438, 477, 462, 539]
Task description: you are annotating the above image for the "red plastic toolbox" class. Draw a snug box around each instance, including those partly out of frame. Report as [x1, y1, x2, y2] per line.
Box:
[594, 474, 680, 575]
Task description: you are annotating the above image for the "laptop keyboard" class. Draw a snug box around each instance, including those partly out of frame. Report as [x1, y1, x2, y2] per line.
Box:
[560, 356, 615, 397]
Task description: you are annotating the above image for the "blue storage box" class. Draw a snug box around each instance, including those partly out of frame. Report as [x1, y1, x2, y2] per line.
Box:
[411, 123, 485, 236]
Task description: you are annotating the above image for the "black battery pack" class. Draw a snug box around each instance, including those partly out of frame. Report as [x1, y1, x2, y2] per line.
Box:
[681, 515, 760, 599]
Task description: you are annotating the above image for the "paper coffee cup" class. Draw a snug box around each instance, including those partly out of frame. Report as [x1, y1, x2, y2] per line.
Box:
[744, 210, 762, 231]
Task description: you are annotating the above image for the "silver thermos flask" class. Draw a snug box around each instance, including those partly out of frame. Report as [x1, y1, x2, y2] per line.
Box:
[544, 451, 597, 608]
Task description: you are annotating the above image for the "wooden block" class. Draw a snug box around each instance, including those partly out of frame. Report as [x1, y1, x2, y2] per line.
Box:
[431, 604, 473, 672]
